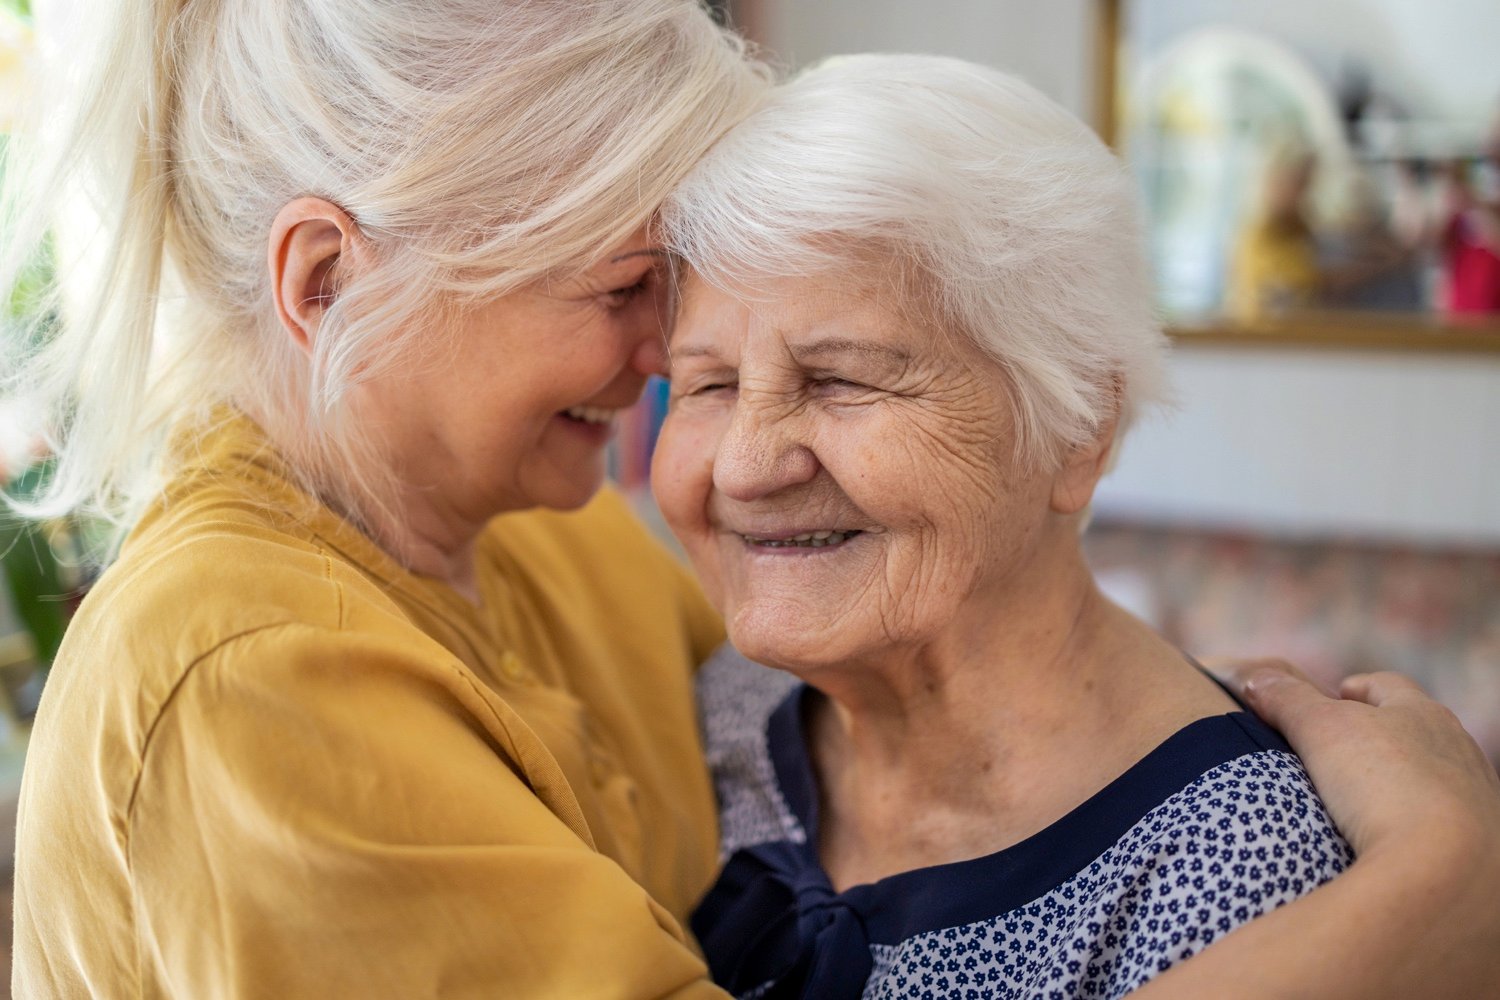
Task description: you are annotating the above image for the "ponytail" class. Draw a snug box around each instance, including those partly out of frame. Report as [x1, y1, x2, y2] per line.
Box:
[2, 0, 191, 552]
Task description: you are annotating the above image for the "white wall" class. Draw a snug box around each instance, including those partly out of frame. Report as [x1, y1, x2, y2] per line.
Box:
[757, 0, 1094, 118]
[1096, 345, 1500, 545]
[752, 0, 1500, 545]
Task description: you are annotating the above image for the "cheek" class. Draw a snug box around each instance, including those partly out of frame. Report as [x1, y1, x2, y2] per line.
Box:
[651, 411, 720, 538]
[824, 407, 1006, 533]
[819, 406, 1024, 615]
[653, 413, 732, 606]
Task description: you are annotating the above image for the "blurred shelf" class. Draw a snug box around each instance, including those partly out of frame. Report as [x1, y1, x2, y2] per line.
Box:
[1168, 311, 1500, 355]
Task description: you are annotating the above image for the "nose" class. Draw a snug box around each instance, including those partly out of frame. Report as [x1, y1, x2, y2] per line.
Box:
[712, 393, 820, 502]
[630, 326, 670, 378]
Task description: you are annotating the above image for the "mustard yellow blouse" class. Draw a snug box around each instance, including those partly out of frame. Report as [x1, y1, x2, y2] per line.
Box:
[13, 414, 732, 998]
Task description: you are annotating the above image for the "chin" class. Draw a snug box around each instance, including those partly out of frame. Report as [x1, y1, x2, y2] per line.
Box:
[728, 600, 860, 674]
[531, 468, 608, 512]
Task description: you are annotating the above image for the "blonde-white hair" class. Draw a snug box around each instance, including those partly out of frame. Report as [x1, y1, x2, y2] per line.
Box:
[1, 0, 768, 554]
[661, 53, 1169, 468]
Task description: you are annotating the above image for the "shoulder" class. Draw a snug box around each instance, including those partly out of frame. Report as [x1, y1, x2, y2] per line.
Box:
[73, 489, 409, 675]
[857, 718, 1353, 1000]
[698, 644, 800, 756]
[1088, 720, 1353, 988]
[1104, 714, 1353, 910]
[484, 486, 679, 591]
[483, 487, 725, 661]
[696, 646, 805, 857]
[1125, 735, 1352, 894]
[38, 486, 436, 788]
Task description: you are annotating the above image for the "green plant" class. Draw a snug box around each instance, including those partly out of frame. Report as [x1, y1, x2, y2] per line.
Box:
[1, 0, 74, 682]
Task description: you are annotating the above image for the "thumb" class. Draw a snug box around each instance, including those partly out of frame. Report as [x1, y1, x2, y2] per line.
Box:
[1203, 657, 1336, 733]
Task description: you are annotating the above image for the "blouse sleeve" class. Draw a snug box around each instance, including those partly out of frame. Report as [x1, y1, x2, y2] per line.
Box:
[126, 621, 731, 1000]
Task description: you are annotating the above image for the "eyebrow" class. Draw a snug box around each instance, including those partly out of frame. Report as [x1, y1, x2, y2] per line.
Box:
[609, 248, 668, 264]
[667, 336, 912, 367]
[789, 337, 911, 366]
[668, 343, 720, 360]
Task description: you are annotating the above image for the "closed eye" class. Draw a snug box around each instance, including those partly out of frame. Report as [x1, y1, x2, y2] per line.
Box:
[602, 275, 652, 308]
[811, 376, 869, 395]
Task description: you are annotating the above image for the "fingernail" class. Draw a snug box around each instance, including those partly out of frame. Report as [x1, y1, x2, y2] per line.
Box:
[1243, 669, 1286, 697]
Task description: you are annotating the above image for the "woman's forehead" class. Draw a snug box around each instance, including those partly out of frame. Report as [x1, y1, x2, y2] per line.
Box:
[670, 273, 915, 355]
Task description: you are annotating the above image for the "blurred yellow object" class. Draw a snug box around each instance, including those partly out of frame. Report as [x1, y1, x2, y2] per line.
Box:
[0, 6, 34, 134]
[1228, 217, 1321, 321]
[0, 629, 35, 669]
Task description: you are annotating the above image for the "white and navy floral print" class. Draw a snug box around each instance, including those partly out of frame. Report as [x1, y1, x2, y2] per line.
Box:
[693, 647, 1353, 1000]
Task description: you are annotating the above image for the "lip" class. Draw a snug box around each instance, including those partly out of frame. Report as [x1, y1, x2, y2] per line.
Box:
[729, 528, 867, 554]
[732, 528, 848, 542]
[553, 410, 617, 445]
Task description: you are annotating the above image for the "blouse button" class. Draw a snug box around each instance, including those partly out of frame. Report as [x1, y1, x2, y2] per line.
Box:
[499, 651, 531, 683]
[587, 746, 612, 784]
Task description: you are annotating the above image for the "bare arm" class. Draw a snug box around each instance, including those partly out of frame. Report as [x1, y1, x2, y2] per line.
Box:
[1134, 663, 1500, 999]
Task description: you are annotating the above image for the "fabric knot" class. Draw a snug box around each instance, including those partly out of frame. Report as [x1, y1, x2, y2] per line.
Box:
[693, 843, 874, 999]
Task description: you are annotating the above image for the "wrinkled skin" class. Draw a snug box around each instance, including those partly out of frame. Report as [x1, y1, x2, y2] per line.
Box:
[656, 273, 1066, 693]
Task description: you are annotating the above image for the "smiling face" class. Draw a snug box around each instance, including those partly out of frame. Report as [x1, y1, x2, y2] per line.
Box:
[359, 230, 670, 522]
[654, 273, 1081, 672]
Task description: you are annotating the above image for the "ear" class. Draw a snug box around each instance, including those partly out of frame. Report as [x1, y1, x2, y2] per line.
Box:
[1049, 401, 1121, 516]
[267, 197, 362, 355]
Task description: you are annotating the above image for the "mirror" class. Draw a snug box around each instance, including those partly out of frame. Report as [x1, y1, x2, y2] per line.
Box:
[1103, 0, 1500, 350]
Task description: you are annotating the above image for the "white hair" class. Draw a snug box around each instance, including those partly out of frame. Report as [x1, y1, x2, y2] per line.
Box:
[1, 0, 769, 554]
[661, 53, 1170, 468]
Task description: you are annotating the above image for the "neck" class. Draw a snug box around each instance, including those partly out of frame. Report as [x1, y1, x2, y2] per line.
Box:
[362, 483, 486, 605]
[810, 531, 1115, 747]
[251, 403, 487, 605]
[804, 528, 1232, 889]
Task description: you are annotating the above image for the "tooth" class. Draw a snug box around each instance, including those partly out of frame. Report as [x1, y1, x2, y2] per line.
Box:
[813, 531, 832, 540]
[566, 406, 616, 424]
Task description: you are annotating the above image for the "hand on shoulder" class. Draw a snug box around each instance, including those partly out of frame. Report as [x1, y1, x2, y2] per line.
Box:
[1207, 658, 1500, 859]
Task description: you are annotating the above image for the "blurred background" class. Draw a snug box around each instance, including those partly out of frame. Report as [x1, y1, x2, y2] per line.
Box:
[0, 0, 1498, 986]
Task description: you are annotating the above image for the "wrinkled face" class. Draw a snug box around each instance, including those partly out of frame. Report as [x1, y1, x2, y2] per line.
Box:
[361, 229, 670, 517]
[653, 274, 1061, 671]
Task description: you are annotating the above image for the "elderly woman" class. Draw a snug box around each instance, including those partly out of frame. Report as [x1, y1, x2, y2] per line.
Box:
[4, 1, 1499, 995]
[655, 54, 1500, 999]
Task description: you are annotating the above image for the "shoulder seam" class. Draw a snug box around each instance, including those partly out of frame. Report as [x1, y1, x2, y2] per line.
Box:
[322, 553, 345, 629]
[1226, 711, 1295, 755]
[119, 617, 571, 857]
[121, 620, 335, 842]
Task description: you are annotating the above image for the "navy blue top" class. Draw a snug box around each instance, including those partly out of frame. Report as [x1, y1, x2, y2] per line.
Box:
[692, 647, 1352, 1000]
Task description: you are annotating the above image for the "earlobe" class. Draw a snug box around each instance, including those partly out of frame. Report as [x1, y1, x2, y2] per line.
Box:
[1049, 414, 1120, 515]
[267, 197, 361, 354]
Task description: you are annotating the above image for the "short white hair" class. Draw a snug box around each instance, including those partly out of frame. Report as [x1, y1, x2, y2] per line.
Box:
[1, 0, 768, 550]
[661, 53, 1169, 468]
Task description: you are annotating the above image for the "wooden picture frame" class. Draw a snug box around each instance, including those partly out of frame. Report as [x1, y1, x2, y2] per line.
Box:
[1094, 0, 1500, 354]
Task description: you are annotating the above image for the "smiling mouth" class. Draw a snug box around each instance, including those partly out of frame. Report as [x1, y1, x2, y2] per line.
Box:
[561, 406, 620, 426]
[738, 530, 864, 549]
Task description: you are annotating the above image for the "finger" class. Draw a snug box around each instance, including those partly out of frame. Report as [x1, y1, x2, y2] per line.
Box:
[1201, 656, 1322, 699]
[1233, 662, 1342, 733]
[1340, 671, 1428, 707]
